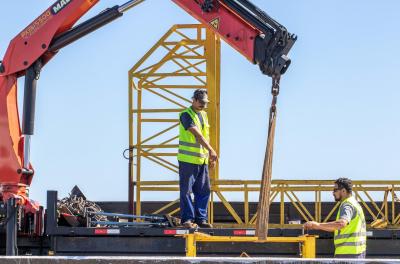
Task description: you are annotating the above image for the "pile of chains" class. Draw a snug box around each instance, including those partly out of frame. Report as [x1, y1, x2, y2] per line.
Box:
[58, 195, 107, 222]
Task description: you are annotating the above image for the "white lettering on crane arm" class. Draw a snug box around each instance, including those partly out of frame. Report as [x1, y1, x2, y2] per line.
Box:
[51, 0, 73, 15]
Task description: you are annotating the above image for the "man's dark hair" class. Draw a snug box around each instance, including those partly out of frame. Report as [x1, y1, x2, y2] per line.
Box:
[335, 178, 352, 193]
[193, 89, 207, 99]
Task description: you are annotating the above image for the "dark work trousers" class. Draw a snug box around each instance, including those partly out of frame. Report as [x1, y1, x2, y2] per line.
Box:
[179, 161, 211, 223]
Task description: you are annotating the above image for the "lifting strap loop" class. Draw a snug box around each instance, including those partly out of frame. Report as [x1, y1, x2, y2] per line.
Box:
[256, 74, 280, 240]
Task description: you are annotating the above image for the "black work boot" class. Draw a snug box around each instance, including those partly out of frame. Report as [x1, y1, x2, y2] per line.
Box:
[196, 220, 213, 228]
[182, 220, 198, 229]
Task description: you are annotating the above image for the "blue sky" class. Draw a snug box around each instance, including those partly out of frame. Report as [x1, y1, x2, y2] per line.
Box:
[1, 1, 399, 204]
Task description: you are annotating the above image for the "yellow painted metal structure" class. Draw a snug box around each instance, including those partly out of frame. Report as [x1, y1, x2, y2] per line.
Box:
[128, 24, 400, 229]
[182, 232, 317, 258]
[128, 24, 220, 217]
[139, 179, 400, 228]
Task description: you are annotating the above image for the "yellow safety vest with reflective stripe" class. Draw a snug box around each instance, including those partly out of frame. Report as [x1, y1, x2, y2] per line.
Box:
[177, 107, 210, 165]
[334, 196, 367, 256]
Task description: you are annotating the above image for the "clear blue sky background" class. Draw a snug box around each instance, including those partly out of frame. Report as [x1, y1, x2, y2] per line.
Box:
[1, 1, 399, 204]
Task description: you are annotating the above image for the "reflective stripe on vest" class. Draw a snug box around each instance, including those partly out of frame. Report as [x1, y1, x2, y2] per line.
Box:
[335, 241, 366, 248]
[334, 232, 367, 240]
[334, 196, 367, 256]
[178, 149, 207, 158]
[179, 141, 202, 148]
[177, 107, 210, 165]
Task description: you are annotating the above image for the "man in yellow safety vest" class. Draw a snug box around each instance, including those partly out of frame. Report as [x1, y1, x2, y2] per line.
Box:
[177, 89, 218, 229]
[304, 178, 367, 258]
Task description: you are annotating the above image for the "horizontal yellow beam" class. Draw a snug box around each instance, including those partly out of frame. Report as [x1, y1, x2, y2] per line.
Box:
[132, 109, 184, 113]
[141, 187, 179, 191]
[140, 181, 179, 185]
[141, 119, 178, 122]
[137, 186, 400, 192]
[182, 232, 317, 258]
[140, 153, 177, 157]
[185, 233, 315, 243]
[142, 144, 179, 148]
[213, 187, 260, 192]
[211, 180, 400, 185]
[138, 180, 400, 188]
[142, 85, 206, 89]
[136, 73, 206, 77]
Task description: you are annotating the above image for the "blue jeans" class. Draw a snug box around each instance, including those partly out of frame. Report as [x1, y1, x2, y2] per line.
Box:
[179, 161, 210, 223]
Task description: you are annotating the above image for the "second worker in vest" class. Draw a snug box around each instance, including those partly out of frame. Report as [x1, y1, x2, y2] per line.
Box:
[178, 89, 218, 229]
[303, 178, 367, 258]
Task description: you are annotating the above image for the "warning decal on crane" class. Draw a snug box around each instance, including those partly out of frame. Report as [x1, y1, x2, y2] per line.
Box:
[209, 18, 220, 30]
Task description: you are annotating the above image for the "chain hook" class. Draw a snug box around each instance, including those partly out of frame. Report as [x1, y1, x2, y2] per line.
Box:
[270, 74, 280, 112]
[271, 74, 280, 96]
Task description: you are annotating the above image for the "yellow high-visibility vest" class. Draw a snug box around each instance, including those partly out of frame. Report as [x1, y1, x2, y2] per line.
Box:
[334, 196, 367, 256]
[177, 107, 210, 165]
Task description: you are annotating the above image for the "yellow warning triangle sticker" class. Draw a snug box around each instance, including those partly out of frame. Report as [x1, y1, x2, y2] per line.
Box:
[209, 18, 220, 30]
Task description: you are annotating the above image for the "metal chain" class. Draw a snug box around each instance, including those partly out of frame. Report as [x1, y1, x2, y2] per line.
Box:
[270, 74, 280, 112]
[58, 195, 107, 222]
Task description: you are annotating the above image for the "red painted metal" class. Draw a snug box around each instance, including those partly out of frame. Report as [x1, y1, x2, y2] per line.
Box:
[163, 229, 176, 235]
[0, 0, 266, 207]
[172, 0, 260, 63]
[0, 0, 99, 206]
[1, 0, 99, 76]
[94, 229, 108, 235]
[233, 229, 247, 235]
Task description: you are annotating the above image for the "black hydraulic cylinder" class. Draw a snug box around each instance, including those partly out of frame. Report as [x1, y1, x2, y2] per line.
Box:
[6, 198, 18, 256]
[224, 0, 277, 37]
[49, 6, 123, 52]
[22, 61, 41, 135]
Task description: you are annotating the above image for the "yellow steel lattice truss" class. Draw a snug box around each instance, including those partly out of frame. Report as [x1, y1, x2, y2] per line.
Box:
[129, 25, 400, 229]
[128, 25, 220, 219]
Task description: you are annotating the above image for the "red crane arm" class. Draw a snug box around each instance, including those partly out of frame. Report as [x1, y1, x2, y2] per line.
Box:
[2, 0, 99, 76]
[174, 0, 259, 62]
[0, 0, 295, 207]
[0, 0, 100, 206]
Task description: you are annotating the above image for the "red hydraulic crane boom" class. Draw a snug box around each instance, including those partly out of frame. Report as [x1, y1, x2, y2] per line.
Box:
[0, 0, 296, 209]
